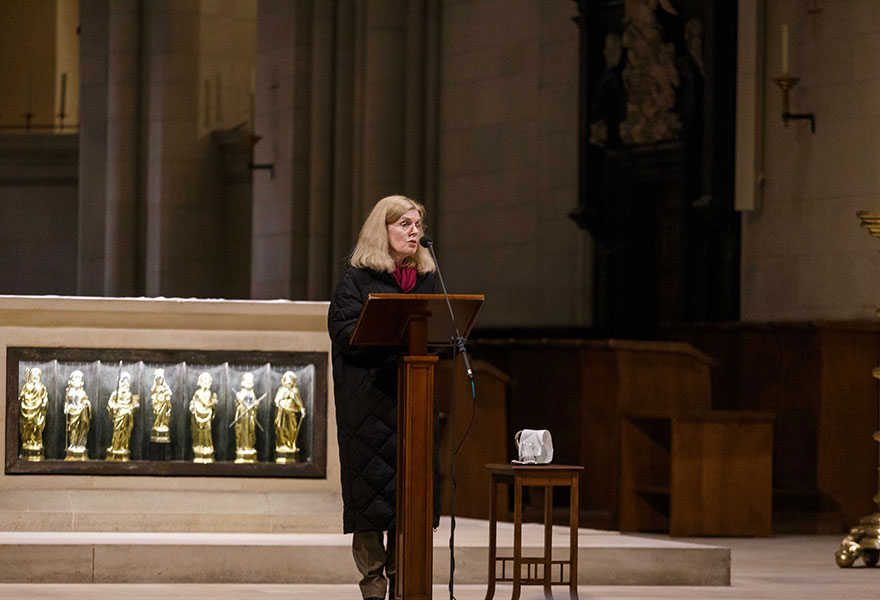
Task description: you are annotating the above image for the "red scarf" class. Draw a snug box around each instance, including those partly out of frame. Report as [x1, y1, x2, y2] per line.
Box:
[392, 266, 417, 292]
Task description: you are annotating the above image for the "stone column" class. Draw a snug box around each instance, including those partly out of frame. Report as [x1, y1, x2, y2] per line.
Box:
[142, 1, 214, 297]
[251, 0, 439, 300]
[306, 0, 335, 300]
[252, 1, 300, 299]
[103, 0, 142, 296]
[288, 1, 314, 300]
[77, 0, 110, 295]
[418, 0, 441, 224]
[360, 0, 407, 207]
[330, 0, 357, 287]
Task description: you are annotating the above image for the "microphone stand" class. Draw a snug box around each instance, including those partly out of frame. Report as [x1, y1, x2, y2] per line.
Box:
[420, 235, 473, 600]
[420, 236, 474, 382]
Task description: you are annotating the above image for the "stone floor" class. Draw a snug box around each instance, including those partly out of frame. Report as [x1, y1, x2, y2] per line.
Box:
[0, 534, 876, 598]
[0, 517, 728, 585]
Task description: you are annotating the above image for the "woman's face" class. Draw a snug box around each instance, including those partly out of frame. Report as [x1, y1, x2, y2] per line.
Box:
[387, 208, 422, 265]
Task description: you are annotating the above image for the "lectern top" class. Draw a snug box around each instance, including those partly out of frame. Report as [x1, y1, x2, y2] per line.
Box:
[349, 293, 484, 348]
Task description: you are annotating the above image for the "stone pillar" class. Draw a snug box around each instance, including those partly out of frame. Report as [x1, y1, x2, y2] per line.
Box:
[360, 0, 407, 207]
[104, 0, 142, 296]
[251, 0, 440, 300]
[212, 126, 253, 299]
[142, 1, 202, 296]
[77, 0, 109, 295]
[252, 1, 300, 299]
[288, 1, 314, 300]
[356, 0, 440, 235]
[306, 0, 335, 300]
[418, 0, 441, 224]
[330, 0, 356, 287]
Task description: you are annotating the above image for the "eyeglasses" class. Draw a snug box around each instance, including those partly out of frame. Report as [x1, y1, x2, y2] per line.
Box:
[390, 218, 423, 233]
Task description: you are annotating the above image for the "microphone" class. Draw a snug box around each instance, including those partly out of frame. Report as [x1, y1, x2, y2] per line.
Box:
[420, 236, 473, 383]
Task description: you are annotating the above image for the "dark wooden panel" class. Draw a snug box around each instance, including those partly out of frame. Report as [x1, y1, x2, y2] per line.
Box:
[472, 339, 712, 528]
[670, 417, 773, 536]
[665, 321, 880, 532]
[435, 359, 509, 520]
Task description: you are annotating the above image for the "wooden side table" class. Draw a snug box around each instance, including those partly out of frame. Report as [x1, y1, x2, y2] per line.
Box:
[485, 464, 584, 600]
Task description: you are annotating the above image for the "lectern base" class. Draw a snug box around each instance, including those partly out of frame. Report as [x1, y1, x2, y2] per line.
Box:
[396, 355, 438, 600]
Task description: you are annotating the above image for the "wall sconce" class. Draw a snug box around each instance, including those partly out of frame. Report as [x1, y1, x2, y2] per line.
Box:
[773, 76, 815, 132]
[774, 24, 816, 133]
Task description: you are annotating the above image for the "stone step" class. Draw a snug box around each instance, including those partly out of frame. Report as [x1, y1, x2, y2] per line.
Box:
[0, 517, 730, 586]
[0, 489, 343, 533]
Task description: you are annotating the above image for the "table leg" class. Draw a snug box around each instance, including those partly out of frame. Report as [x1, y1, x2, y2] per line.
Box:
[544, 485, 553, 599]
[485, 475, 498, 600]
[569, 475, 579, 600]
[513, 477, 523, 600]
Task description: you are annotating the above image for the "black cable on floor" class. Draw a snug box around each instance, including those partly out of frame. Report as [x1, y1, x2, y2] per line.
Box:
[449, 356, 477, 600]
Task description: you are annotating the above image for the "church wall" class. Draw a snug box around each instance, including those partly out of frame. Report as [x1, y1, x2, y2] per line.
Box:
[741, 1, 880, 321]
[55, 0, 80, 130]
[436, 0, 590, 328]
[0, 135, 78, 296]
[0, 0, 57, 129]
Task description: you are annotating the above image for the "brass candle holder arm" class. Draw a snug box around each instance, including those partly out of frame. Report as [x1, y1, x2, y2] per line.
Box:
[773, 76, 816, 133]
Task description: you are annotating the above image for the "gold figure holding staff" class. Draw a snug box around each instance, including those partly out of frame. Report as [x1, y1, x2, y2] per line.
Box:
[64, 370, 91, 461]
[232, 372, 263, 464]
[274, 371, 305, 463]
[106, 370, 139, 462]
[19, 367, 49, 461]
[150, 368, 172, 443]
[189, 372, 217, 463]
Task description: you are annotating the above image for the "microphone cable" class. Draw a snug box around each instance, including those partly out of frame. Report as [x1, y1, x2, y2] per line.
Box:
[447, 349, 477, 600]
[420, 235, 475, 600]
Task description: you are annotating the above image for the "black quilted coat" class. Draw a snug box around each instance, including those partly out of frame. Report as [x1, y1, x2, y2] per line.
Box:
[328, 266, 436, 533]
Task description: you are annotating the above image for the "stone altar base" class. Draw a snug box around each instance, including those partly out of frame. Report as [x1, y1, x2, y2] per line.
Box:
[0, 517, 729, 585]
[0, 490, 343, 534]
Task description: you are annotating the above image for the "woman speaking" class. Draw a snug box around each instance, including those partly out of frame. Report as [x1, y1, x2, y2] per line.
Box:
[328, 195, 436, 600]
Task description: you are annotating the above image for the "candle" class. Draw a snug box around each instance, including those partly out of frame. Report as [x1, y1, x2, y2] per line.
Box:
[59, 72, 67, 116]
[781, 24, 790, 75]
[249, 67, 255, 131]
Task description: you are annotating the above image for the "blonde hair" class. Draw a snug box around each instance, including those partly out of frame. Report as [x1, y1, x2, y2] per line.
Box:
[350, 195, 436, 274]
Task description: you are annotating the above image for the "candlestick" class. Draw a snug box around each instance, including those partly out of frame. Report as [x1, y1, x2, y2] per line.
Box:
[837, 211, 880, 567]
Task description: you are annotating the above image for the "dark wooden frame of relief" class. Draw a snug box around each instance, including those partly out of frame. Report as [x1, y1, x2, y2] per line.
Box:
[5, 347, 328, 478]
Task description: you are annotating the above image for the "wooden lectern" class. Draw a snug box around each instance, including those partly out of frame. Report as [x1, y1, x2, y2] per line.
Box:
[350, 293, 484, 600]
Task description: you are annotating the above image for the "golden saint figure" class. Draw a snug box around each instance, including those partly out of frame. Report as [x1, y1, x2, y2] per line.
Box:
[19, 367, 49, 461]
[150, 368, 172, 443]
[274, 371, 305, 463]
[64, 370, 91, 461]
[106, 371, 139, 462]
[189, 372, 217, 463]
[233, 372, 261, 464]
